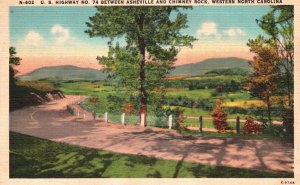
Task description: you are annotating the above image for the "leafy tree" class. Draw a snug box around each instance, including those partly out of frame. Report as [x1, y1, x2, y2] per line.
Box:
[246, 37, 280, 124]
[86, 7, 195, 125]
[256, 6, 294, 107]
[247, 6, 294, 128]
[9, 47, 21, 88]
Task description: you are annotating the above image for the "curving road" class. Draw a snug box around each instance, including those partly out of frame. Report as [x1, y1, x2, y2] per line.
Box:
[10, 95, 293, 173]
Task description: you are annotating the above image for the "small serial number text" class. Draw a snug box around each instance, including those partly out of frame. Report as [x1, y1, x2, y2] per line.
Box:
[19, 0, 35, 4]
[281, 181, 295, 185]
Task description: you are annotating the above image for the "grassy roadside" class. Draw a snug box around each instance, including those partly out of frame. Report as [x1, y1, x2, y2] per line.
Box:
[10, 132, 293, 178]
[178, 128, 285, 141]
[184, 118, 241, 132]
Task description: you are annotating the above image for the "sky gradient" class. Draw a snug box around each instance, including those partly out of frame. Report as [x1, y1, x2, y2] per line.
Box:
[10, 6, 271, 75]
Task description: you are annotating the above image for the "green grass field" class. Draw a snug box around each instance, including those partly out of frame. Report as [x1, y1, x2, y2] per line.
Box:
[60, 81, 278, 121]
[166, 88, 258, 103]
[179, 129, 284, 141]
[185, 118, 239, 129]
[60, 82, 256, 106]
[60, 82, 116, 98]
[166, 89, 213, 100]
[164, 106, 210, 117]
[10, 132, 292, 178]
[222, 92, 253, 101]
[185, 75, 245, 81]
[164, 105, 261, 120]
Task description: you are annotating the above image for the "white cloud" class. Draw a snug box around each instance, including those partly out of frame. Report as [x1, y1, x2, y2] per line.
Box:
[223, 28, 246, 37]
[197, 21, 221, 39]
[51, 24, 74, 46]
[24, 31, 44, 46]
[197, 22, 246, 40]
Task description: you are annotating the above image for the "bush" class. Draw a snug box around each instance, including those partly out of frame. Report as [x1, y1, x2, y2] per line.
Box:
[106, 94, 126, 113]
[174, 108, 186, 130]
[211, 99, 228, 132]
[211, 90, 219, 97]
[162, 75, 246, 92]
[262, 124, 282, 136]
[89, 96, 99, 105]
[122, 102, 135, 115]
[282, 107, 294, 136]
[197, 99, 214, 111]
[226, 107, 248, 115]
[162, 96, 194, 108]
[243, 117, 262, 134]
[162, 107, 186, 130]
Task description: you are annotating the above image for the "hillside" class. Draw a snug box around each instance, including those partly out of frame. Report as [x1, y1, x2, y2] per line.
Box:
[19, 65, 108, 81]
[19, 57, 251, 81]
[170, 57, 250, 76]
[10, 81, 65, 111]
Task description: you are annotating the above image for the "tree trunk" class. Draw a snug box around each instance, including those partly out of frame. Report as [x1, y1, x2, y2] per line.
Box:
[266, 96, 272, 125]
[137, 14, 147, 126]
[139, 50, 147, 126]
[285, 59, 292, 108]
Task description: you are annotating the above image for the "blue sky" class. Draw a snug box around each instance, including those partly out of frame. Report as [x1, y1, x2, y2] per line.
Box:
[9, 6, 271, 74]
[183, 6, 270, 38]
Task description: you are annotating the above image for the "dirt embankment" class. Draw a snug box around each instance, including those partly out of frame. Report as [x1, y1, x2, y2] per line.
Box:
[10, 86, 65, 111]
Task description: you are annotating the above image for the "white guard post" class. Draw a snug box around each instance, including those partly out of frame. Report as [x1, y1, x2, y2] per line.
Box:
[141, 113, 145, 127]
[168, 115, 172, 130]
[121, 113, 125, 125]
[104, 112, 108, 123]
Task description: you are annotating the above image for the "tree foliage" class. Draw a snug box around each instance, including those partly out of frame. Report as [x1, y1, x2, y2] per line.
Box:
[9, 47, 21, 88]
[246, 6, 294, 128]
[211, 99, 228, 133]
[204, 68, 249, 76]
[86, 7, 195, 124]
[256, 6, 294, 108]
[246, 37, 280, 123]
[163, 76, 246, 92]
[243, 117, 262, 135]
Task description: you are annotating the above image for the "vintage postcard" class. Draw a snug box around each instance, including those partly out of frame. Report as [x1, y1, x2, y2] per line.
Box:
[0, 0, 299, 184]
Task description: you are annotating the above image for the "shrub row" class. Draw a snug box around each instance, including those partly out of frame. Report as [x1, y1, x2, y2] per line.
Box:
[162, 96, 214, 111]
[163, 78, 245, 92]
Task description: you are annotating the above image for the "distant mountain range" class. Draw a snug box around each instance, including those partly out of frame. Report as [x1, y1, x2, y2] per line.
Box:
[19, 57, 250, 81]
[170, 57, 250, 76]
[19, 65, 108, 81]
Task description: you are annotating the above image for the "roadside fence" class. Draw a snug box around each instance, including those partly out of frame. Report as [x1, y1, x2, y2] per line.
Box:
[66, 102, 267, 133]
[66, 102, 175, 129]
